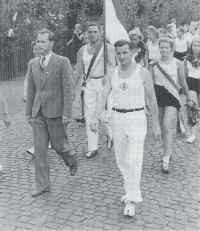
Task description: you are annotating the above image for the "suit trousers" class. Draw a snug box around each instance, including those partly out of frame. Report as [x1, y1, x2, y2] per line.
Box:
[84, 78, 113, 152]
[32, 108, 75, 190]
[111, 110, 147, 203]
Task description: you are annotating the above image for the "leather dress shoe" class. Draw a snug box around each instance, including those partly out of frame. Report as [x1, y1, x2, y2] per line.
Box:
[106, 139, 114, 149]
[70, 155, 78, 176]
[76, 117, 86, 123]
[31, 188, 50, 197]
[26, 147, 34, 156]
[86, 149, 98, 158]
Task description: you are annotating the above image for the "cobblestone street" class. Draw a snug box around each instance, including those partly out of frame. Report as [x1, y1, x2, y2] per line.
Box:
[0, 77, 199, 230]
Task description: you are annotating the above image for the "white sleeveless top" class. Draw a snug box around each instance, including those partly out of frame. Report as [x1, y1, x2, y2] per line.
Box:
[82, 44, 105, 77]
[174, 37, 188, 52]
[111, 65, 145, 109]
[154, 58, 179, 86]
[147, 41, 161, 60]
[187, 61, 200, 79]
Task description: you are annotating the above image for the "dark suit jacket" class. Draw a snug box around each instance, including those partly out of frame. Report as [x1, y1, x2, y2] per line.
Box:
[26, 52, 74, 118]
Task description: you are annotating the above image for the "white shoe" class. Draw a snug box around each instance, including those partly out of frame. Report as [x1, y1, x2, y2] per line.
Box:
[0, 163, 3, 172]
[26, 147, 34, 156]
[106, 138, 114, 149]
[162, 156, 170, 173]
[124, 200, 135, 217]
[187, 135, 195, 143]
[86, 150, 98, 158]
[121, 195, 127, 204]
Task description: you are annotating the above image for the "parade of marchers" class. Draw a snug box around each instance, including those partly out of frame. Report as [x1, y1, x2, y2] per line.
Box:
[1, 9, 200, 220]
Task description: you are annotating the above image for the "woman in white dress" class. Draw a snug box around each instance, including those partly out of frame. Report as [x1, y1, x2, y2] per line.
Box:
[174, 27, 189, 61]
[146, 26, 160, 63]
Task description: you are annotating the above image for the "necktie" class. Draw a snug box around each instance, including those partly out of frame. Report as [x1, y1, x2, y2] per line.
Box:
[40, 56, 46, 73]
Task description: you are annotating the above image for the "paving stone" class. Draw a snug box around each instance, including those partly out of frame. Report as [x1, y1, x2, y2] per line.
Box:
[0, 78, 199, 230]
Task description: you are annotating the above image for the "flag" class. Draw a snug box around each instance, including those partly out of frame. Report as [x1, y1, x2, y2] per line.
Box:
[13, 12, 17, 22]
[105, 0, 129, 45]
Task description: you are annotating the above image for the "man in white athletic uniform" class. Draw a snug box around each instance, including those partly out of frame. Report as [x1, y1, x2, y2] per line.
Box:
[90, 40, 161, 216]
[75, 23, 116, 158]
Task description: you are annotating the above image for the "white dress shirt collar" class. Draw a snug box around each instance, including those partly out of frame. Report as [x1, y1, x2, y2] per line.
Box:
[40, 51, 53, 67]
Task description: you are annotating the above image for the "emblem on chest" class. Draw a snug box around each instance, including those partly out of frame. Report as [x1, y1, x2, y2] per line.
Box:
[120, 82, 129, 90]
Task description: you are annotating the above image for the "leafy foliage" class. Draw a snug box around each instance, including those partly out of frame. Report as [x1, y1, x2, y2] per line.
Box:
[1, 0, 199, 38]
[121, 0, 200, 31]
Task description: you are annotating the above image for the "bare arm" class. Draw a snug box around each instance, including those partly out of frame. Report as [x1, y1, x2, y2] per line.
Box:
[143, 52, 148, 69]
[76, 33, 84, 41]
[74, 47, 84, 87]
[107, 44, 116, 69]
[177, 60, 191, 102]
[141, 68, 161, 138]
[146, 42, 149, 62]
[90, 70, 113, 132]
[102, 44, 116, 85]
[184, 59, 188, 80]
[148, 63, 155, 84]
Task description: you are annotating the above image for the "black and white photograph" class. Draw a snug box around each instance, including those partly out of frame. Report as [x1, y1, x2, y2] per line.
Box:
[0, 0, 199, 230]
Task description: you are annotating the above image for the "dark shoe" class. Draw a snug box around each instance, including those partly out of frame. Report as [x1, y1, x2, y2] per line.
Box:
[31, 188, 50, 197]
[106, 139, 114, 149]
[76, 117, 86, 123]
[70, 155, 78, 176]
[86, 149, 98, 158]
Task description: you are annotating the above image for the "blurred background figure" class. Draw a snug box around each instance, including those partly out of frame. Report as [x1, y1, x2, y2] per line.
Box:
[166, 24, 174, 39]
[0, 88, 11, 172]
[129, 28, 148, 68]
[184, 37, 200, 143]
[174, 27, 189, 61]
[67, 23, 84, 70]
[184, 24, 189, 37]
[186, 23, 198, 45]
[146, 26, 160, 63]
[170, 18, 177, 38]
[158, 28, 167, 38]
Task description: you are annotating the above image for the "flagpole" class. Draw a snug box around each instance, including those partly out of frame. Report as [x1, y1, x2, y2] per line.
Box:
[103, 0, 108, 123]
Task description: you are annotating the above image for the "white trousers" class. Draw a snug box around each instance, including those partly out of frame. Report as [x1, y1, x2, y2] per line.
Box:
[84, 78, 113, 152]
[111, 110, 147, 203]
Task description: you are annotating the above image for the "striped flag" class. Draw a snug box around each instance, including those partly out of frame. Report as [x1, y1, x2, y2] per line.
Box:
[105, 0, 129, 45]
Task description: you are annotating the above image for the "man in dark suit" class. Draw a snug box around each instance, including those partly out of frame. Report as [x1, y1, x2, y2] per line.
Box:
[26, 29, 77, 197]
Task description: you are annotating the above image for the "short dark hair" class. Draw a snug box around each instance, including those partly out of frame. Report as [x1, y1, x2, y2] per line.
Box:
[31, 40, 36, 48]
[37, 29, 55, 41]
[88, 23, 101, 31]
[114, 40, 132, 50]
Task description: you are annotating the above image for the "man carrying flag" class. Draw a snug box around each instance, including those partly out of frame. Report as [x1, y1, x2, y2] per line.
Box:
[74, 23, 116, 158]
